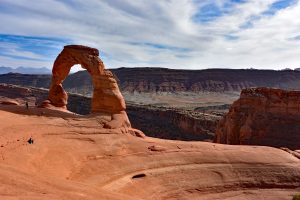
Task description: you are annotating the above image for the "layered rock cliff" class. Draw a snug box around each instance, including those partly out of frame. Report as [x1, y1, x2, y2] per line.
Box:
[126, 105, 219, 141]
[215, 87, 300, 149]
[2, 68, 300, 95]
[0, 73, 51, 88]
[67, 68, 300, 94]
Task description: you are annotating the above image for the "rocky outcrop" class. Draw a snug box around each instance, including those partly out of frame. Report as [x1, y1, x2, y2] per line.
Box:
[0, 99, 19, 105]
[46, 45, 125, 113]
[42, 45, 132, 130]
[0, 83, 87, 110]
[215, 87, 300, 149]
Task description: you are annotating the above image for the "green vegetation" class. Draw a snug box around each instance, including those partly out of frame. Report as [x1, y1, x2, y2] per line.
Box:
[293, 195, 300, 200]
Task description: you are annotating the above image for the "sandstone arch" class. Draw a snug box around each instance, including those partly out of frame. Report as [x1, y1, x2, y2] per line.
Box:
[46, 45, 125, 113]
[40, 45, 142, 131]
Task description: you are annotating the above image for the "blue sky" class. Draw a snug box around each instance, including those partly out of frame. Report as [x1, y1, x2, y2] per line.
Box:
[0, 0, 300, 70]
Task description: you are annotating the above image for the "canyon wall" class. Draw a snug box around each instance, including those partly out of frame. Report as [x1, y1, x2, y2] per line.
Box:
[2, 68, 300, 95]
[215, 87, 300, 149]
[126, 105, 219, 141]
[67, 68, 300, 94]
[0, 73, 51, 88]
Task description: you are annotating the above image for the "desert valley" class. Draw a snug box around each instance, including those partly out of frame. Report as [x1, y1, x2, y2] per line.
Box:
[1, 0, 300, 199]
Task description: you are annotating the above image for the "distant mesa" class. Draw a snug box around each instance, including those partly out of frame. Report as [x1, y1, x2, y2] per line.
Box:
[215, 87, 300, 149]
[3, 67, 300, 94]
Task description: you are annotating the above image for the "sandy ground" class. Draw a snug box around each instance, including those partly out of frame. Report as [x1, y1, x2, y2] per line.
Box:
[0, 105, 299, 200]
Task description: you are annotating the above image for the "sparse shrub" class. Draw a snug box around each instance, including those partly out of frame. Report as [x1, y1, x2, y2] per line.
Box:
[293, 195, 300, 200]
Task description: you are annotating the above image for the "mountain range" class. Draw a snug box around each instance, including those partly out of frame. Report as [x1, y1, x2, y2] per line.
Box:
[0, 66, 51, 74]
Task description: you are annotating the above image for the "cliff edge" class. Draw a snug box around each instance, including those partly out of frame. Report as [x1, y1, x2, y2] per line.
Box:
[215, 87, 300, 149]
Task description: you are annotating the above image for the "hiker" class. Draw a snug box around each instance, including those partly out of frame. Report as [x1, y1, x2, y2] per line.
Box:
[25, 102, 29, 109]
[27, 137, 34, 144]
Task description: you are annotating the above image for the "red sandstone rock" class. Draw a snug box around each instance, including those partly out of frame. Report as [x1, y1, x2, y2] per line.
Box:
[148, 145, 167, 151]
[0, 107, 299, 199]
[280, 147, 300, 159]
[91, 70, 126, 113]
[47, 84, 68, 108]
[43, 45, 130, 130]
[0, 99, 19, 105]
[47, 45, 125, 113]
[215, 87, 300, 149]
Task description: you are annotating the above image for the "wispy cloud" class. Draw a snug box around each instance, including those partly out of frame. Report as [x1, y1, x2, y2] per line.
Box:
[0, 34, 71, 67]
[0, 0, 299, 70]
[263, 0, 298, 15]
[129, 42, 191, 52]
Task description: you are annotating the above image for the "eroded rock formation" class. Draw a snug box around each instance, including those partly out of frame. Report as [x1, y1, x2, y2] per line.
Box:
[42, 45, 133, 130]
[215, 87, 300, 149]
[46, 45, 125, 112]
[4, 68, 300, 94]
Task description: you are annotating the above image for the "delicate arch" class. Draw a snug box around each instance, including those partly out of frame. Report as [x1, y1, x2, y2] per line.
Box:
[47, 45, 125, 113]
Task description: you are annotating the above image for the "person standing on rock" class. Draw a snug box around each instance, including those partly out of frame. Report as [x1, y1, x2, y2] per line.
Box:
[25, 102, 29, 109]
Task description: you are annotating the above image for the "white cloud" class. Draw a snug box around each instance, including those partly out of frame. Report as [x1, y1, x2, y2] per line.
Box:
[0, 0, 299, 70]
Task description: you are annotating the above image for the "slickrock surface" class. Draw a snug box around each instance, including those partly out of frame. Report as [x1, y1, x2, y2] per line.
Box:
[0, 105, 299, 200]
[0, 98, 19, 105]
[215, 87, 300, 149]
